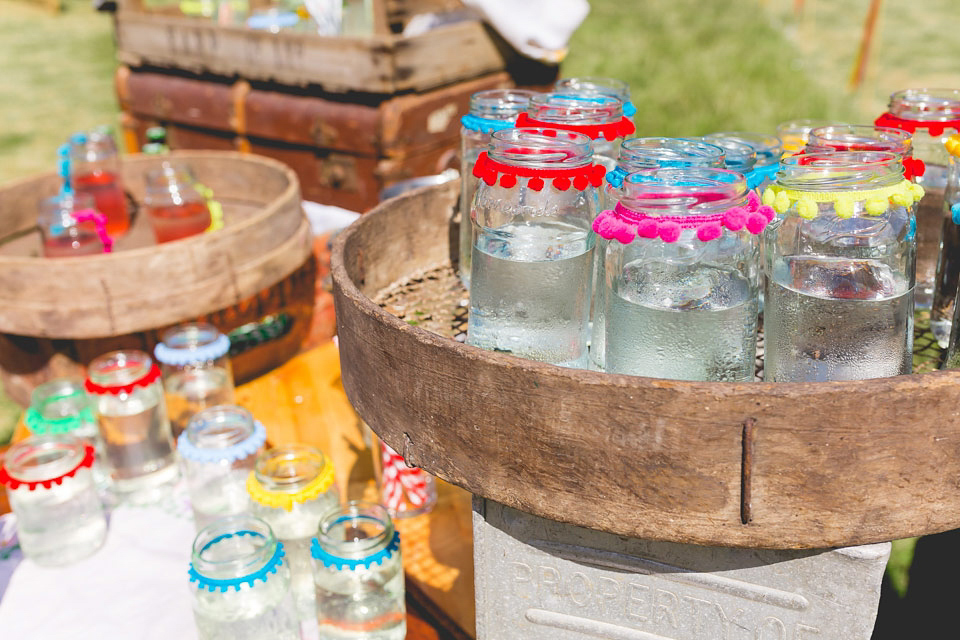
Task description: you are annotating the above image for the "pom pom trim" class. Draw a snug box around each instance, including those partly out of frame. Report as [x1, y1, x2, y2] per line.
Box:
[84, 363, 161, 396]
[189, 533, 286, 592]
[762, 180, 923, 219]
[515, 112, 636, 142]
[311, 530, 401, 571]
[246, 462, 335, 512]
[471, 151, 606, 193]
[874, 112, 960, 137]
[0, 443, 95, 491]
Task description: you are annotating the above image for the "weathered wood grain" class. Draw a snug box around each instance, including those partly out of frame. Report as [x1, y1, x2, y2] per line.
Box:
[331, 180, 960, 549]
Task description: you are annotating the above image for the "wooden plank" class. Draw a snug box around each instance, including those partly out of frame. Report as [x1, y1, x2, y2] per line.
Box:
[330, 180, 960, 550]
[392, 21, 508, 94]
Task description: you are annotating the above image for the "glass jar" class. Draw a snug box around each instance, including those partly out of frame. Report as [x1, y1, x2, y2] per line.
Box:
[554, 76, 636, 121]
[311, 502, 405, 640]
[939, 136, 960, 366]
[373, 438, 437, 519]
[69, 130, 130, 237]
[37, 192, 110, 258]
[247, 444, 339, 618]
[467, 128, 604, 368]
[596, 168, 765, 380]
[189, 515, 300, 640]
[590, 137, 727, 371]
[879, 90, 960, 341]
[776, 118, 835, 154]
[458, 89, 537, 290]
[180, 405, 266, 529]
[704, 132, 783, 190]
[85, 349, 178, 496]
[762, 151, 920, 382]
[517, 92, 635, 169]
[144, 162, 212, 244]
[0, 435, 106, 566]
[155, 322, 235, 439]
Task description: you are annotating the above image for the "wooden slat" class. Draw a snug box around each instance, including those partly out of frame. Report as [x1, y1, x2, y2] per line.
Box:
[331, 180, 960, 550]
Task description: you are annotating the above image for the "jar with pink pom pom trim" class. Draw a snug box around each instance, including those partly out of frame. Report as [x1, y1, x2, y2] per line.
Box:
[595, 167, 767, 381]
[761, 151, 919, 382]
[467, 127, 606, 368]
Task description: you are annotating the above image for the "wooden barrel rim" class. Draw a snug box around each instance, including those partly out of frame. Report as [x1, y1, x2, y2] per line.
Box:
[332, 180, 960, 549]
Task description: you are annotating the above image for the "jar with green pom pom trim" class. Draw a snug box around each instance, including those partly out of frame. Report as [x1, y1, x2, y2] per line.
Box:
[762, 151, 919, 382]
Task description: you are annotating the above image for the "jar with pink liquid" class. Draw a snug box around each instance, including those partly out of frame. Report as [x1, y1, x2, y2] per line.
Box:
[69, 129, 131, 237]
[37, 192, 109, 258]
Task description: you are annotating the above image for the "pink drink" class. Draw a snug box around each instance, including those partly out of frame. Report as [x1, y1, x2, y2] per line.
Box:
[42, 230, 104, 258]
[74, 171, 130, 236]
[147, 201, 211, 243]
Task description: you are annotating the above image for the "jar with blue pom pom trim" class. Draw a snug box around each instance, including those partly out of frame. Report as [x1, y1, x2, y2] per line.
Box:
[936, 135, 960, 360]
[554, 76, 636, 122]
[189, 515, 299, 640]
[154, 322, 234, 439]
[762, 151, 919, 382]
[311, 501, 405, 640]
[704, 131, 783, 191]
[458, 89, 537, 290]
[180, 405, 267, 529]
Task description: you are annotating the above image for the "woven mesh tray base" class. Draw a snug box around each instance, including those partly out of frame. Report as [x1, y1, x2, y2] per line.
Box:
[374, 263, 943, 379]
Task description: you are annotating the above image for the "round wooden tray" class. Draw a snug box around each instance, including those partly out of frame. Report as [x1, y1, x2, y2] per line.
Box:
[332, 180, 960, 550]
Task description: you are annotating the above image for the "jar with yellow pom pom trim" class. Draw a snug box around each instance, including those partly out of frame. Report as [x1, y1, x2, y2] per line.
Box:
[761, 151, 918, 382]
[247, 444, 339, 621]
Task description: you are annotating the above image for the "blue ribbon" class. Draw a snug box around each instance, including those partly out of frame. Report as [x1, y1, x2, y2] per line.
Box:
[952, 203, 960, 225]
[623, 101, 637, 118]
[745, 163, 779, 190]
[189, 533, 285, 592]
[460, 114, 516, 134]
[177, 420, 267, 464]
[311, 530, 400, 571]
[906, 216, 917, 242]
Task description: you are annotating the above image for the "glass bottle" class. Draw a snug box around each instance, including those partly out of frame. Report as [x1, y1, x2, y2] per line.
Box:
[311, 501, 405, 640]
[879, 90, 960, 342]
[85, 349, 178, 497]
[703, 132, 783, 190]
[467, 128, 604, 368]
[458, 89, 537, 290]
[37, 192, 108, 258]
[0, 435, 107, 566]
[596, 168, 765, 380]
[776, 118, 835, 154]
[180, 405, 266, 529]
[25, 378, 108, 487]
[69, 130, 130, 237]
[189, 515, 300, 640]
[247, 445, 339, 619]
[144, 162, 212, 243]
[762, 151, 921, 382]
[154, 322, 235, 439]
[517, 92, 635, 169]
[590, 137, 727, 371]
[554, 76, 636, 121]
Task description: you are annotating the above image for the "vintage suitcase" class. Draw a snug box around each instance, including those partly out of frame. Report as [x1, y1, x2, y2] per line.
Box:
[117, 68, 525, 211]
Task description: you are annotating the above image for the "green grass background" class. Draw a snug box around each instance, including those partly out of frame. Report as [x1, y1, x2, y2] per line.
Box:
[1, 0, 959, 605]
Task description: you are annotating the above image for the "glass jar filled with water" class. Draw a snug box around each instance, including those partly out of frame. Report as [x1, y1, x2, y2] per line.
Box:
[878, 90, 960, 340]
[467, 127, 605, 368]
[776, 119, 835, 154]
[595, 167, 767, 380]
[247, 444, 339, 619]
[517, 92, 635, 169]
[85, 349, 178, 497]
[703, 132, 783, 190]
[554, 76, 636, 123]
[590, 137, 727, 372]
[155, 322, 235, 439]
[939, 136, 960, 368]
[180, 405, 266, 529]
[458, 89, 537, 290]
[762, 151, 921, 382]
[189, 515, 300, 640]
[0, 435, 106, 566]
[311, 501, 405, 640]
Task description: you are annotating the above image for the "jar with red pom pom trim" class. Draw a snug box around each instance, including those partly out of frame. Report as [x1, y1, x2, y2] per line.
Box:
[458, 89, 538, 291]
[517, 92, 635, 169]
[0, 434, 107, 566]
[85, 349, 178, 498]
[468, 127, 605, 368]
[595, 167, 764, 381]
[762, 151, 919, 382]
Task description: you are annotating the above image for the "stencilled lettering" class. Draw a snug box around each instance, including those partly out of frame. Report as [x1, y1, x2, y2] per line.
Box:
[755, 616, 787, 640]
[568, 572, 593, 607]
[683, 595, 714, 639]
[595, 577, 620, 616]
[654, 589, 680, 629]
[626, 583, 652, 622]
[796, 622, 821, 638]
[539, 565, 561, 596]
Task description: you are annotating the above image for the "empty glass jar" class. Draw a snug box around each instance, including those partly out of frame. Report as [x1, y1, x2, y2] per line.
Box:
[467, 128, 604, 368]
[517, 92, 635, 169]
[762, 151, 920, 382]
[776, 118, 835, 153]
[247, 444, 339, 619]
[85, 349, 178, 497]
[0, 435, 106, 566]
[596, 167, 766, 380]
[311, 502, 405, 640]
[154, 322, 235, 439]
[180, 405, 266, 529]
[458, 89, 537, 289]
[189, 515, 300, 640]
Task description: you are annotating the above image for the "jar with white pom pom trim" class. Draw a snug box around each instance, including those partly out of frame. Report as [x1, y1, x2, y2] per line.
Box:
[762, 151, 920, 382]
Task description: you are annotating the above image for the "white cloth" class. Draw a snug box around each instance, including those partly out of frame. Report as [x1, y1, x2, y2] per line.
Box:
[302, 201, 360, 236]
[461, 0, 590, 63]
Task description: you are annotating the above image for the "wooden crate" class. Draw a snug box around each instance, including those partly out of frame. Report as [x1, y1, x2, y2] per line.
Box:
[116, 67, 524, 211]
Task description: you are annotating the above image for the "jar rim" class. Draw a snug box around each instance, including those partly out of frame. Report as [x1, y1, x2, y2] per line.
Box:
[528, 91, 624, 125]
[778, 151, 903, 190]
[190, 515, 279, 584]
[620, 167, 749, 214]
[704, 132, 782, 166]
[889, 88, 960, 120]
[807, 125, 913, 155]
[468, 89, 538, 119]
[186, 405, 256, 449]
[554, 76, 630, 99]
[254, 444, 328, 492]
[618, 137, 726, 170]
[2, 434, 87, 484]
[87, 350, 153, 387]
[315, 501, 394, 558]
[489, 127, 593, 168]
